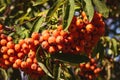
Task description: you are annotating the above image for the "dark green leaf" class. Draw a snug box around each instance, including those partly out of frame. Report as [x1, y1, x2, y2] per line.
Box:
[36, 46, 54, 79]
[51, 53, 89, 64]
[63, 0, 75, 30]
[92, 0, 109, 18]
[46, 0, 64, 22]
[92, 40, 104, 59]
[111, 38, 118, 56]
[53, 64, 61, 80]
[0, 68, 8, 80]
[30, 16, 45, 33]
[37, 62, 54, 79]
[31, 0, 48, 6]
[84, 0, 94, 21]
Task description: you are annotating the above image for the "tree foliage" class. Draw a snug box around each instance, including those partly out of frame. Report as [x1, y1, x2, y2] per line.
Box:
[0, 0, 120, 80]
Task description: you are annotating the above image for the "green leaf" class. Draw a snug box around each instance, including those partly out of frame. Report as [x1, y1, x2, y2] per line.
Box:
[51, 53, 89, 64]
[36, 46, 54, 79]
[63, 0, 75, 30]
[111, 38, 118, 56]
[92, 40, 104, 59]
[84, 0, 94, 21]
[31, 0, 48, 6]
[92, 0, 109, 18]
[0, 68, 8, 80]
[53, 64, 61, 80]
[46, 0, 64, 22]
[30, 16, 45, 33]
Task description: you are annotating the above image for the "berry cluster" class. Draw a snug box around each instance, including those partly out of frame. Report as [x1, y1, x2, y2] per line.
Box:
[40, 11, 105, 54]
[0, 11, 105, 78]
[13, 32, 44, 77]
[0, 24, 44, 77]
[79, 58, 102, 80]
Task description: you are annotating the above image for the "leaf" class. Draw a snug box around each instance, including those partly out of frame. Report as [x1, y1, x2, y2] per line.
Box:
[36, 46, 54, 79]
[51, 53, 89, 64]
[92, 40, 104, 59]
[46, 0, 64, 22]
[111, 38, 118, 56]
[63, 0, 75, 30]
[0, 68, 8, 80]
[53, 64, 61, 80]
[31, 0, 48, 6]
[30, 16, 45, 33]
[84, 0, 94, 21]
[92, 0, 109, 18]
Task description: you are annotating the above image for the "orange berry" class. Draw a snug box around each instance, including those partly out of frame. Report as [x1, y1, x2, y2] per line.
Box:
[41, 41, 49, 49]
[86, 24, 95, 33]
[0, 39, 7, 46]
[13, 63, 18, 69]
[25, 38, 34, 45]
[26, 58, 33, 65]
[37, 67, 44, 75]
[48, 36, 56, 44]
[56, 36, 64, 43]
[52, 30, 60, 37]
[57, 25, 63, 31]
[15, 59, 22, 66]
[85, 63, 90, 69]
[22, 43, 29, 50]
[57, 44, 64, 50]
[39, 36, 44, 43]
[34, 40, 39, 46]
[1, 46, 8, 53]
[41, 30, 49, 35]
[7, 48, 15, 56]
[3, 54, 9, 59]
[76, 19, 84, 28]
[21, 61, 27, 68]
[0, 34, 7, 39]
[4, 60, 11, 66]
[7, 41, 14, 49]
[94, 68, 101, 74]
[31, 63, 38, 70]
[7, 36, 13, 41]
[88, 74, 93, 80]
[48, 46, 56, 53]
[81, 11, 87, 17]
[60, 30, 67, 37]
[17, 52, 24, 58]
[14, 44, 21, 52]
[83, 16, 89, 24]
[28, 50, 35, 58]
[80, 63, 85, 68]
[31, 32, 39, 40]
[90, 58, 95, 64]
[22, 49, 29, 54]
[90, 65, 95, 70]
[42, 33, 50, 41]
[9, 56, 16, 63]
[75, 45, 82, 52]
[19, 39, 25, 46]
[33, 58, 37, 63]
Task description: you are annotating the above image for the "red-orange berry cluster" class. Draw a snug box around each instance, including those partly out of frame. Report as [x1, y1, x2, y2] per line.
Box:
[79, 58, 102, 80]
[68, 11, 105, 54]
[13, 32, 44, 77]
[0, 25, 44, 77]
[0, 24, 15, 69]
[40, 11, 105, 54]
